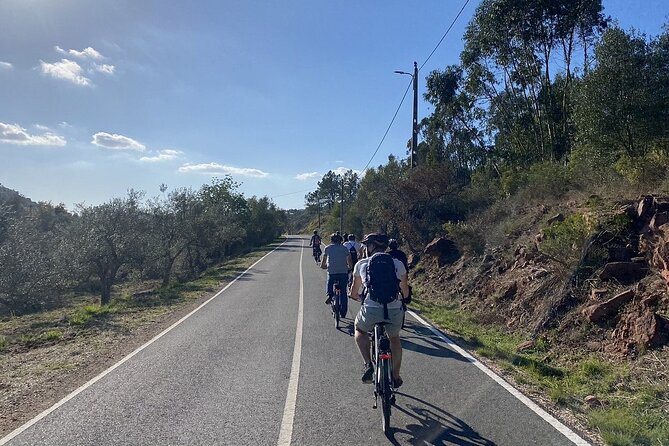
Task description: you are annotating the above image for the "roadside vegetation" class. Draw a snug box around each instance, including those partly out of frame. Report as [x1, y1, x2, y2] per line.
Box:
[0, 176, 286, 315]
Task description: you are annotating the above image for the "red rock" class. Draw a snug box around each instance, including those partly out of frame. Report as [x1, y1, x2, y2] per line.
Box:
[582, 289, 635, 323]
[600, 262, 648, 283]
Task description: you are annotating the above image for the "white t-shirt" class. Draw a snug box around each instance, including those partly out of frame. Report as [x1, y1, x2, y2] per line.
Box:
[343, 240, 362, 254]
[353, 255, 406, 310]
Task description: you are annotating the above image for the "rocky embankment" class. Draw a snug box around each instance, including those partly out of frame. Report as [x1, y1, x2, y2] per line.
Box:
[414, 195, 669, 357]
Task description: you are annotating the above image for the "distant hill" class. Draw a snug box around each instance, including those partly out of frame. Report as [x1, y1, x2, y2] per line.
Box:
[0, 184, 39, 213]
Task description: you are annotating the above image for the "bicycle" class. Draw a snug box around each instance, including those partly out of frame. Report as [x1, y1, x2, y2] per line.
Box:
[312, 245, 322, 263]
[330, 280, 346, 328]
[369, 321, 395, 434]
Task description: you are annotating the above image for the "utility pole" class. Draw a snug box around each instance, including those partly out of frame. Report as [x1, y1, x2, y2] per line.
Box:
[411, 61, 418, 168]
[340, 177, 344, 235]
[395, 62, 419, 169]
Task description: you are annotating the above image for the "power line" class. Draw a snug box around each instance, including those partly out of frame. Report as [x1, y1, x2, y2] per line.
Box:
[362, 0, 472, 173]
[362, 79, 413, 172]
[420, 0, 471, 71]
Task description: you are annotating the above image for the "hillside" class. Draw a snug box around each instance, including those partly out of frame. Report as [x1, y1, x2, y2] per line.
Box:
[411, 192, 669, 444]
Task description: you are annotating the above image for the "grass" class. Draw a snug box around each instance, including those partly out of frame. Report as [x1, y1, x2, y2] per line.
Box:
[411, 295, 669, 445]
[0, 335, 6, 351]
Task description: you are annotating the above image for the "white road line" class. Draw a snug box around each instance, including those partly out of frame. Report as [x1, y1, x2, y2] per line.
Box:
[0, 240, 287, 446]
[407, 310, 591, 446]
[277, 238, 305, 446]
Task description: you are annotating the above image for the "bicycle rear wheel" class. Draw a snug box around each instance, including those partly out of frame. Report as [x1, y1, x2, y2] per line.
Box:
[380, 358, 392, 434]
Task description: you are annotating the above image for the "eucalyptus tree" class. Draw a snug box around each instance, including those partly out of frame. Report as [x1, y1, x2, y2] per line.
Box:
[461, 0, 607, 163]
[574, 27, 663, 159]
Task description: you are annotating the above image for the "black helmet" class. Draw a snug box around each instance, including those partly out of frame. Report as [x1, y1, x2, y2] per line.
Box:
[361, 232, 389, 248]
[313, 230, 318, 235]
[330, 232, 343, 243]
[388, 238, 399, 250]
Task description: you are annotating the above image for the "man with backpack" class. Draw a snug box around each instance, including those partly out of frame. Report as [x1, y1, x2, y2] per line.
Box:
[349, 233, 410, 387]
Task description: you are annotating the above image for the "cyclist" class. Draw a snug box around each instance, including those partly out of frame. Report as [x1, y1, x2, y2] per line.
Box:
[309, 230, 322, 262]
[321, 233, 352, 310]
[343, 234, 362, 285]
[387, 238, 408, 271]
[349, 233, 409, 387]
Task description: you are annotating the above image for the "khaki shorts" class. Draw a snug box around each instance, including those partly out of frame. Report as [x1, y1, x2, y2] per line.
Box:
[354, 305, 404, 337]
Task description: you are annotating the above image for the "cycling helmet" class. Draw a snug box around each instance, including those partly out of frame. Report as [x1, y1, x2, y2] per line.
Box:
[361, 232, 389, 248]
[348, 234, 356, 241]
[313, 230, 318, 234]
[330, 232, 343, 243]
[388, 238, 399, 250]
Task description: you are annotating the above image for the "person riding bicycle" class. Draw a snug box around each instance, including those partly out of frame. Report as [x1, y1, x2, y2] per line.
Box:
[343, 234, 362, 285]
[387, 238, 408, 271]
[349, 233, 409, 388]
[309, 230, 322, 261]
[321, 233, 352, 311]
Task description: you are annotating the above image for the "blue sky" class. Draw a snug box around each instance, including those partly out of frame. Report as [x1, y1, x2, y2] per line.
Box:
[1, 0, 667, 210]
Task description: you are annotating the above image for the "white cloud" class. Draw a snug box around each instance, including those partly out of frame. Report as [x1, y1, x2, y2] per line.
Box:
[0, 61, 13, 70]
[139, 149, 183, 162]
[179, 162, 269, 178]
[55, 45, 104, 60]
[92, 132, 145, 151]
[0, 122, 66, 147]
[295, 172, 321, 181]
[332, 166, 362, 176]
[40, 59, 91, 86]
[34, 124, 51, 131]
[95, 63, 115, 75]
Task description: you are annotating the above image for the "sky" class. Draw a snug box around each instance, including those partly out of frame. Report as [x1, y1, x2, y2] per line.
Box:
[1, 0, 667, 210]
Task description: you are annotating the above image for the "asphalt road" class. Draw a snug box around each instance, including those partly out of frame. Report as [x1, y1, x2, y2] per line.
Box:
[1, 236, 589, 445]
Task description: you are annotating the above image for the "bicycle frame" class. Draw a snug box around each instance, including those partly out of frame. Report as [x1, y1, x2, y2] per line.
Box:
[369, 322, 394, 433]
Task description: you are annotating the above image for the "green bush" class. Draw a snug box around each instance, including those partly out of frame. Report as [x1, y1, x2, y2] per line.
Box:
[523, 162, 572, 199]
[0, 335, 6, 351]
[540, 214, 592, 265]
[614, 151, 669, 187]
[443, 221, 486, 255]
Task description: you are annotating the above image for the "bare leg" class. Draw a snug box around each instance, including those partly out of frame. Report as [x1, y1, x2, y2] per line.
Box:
[389, 335, 402, 380]
[355, 327, 371, 364]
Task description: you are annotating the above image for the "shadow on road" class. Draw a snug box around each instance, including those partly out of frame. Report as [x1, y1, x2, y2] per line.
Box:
[387, 392, 496, 446]
[400, 323, 470, 363]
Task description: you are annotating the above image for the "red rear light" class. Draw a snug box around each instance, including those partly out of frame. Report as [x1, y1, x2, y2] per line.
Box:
[379, 353, 391, 360]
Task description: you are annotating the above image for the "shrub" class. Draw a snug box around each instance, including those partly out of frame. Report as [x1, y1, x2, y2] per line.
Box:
[0, 335, 6, 351]
[614, 151, 669, 187]
[540, 214, 592, 266]
[522, 162, 572, 199]
[443, 221, 486, 255]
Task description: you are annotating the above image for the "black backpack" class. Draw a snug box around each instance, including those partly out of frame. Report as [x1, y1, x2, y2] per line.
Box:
[348, 244, 358, 266]
[366, 252, 400, 318]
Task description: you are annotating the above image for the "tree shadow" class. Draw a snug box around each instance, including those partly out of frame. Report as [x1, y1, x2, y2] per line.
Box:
[387, 392, 497, 446]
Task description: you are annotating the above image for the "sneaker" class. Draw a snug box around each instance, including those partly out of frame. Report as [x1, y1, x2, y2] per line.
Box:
[361, 363, 374, 383]
[325, 296, 332, 305]
[393, 377, 403, 388]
